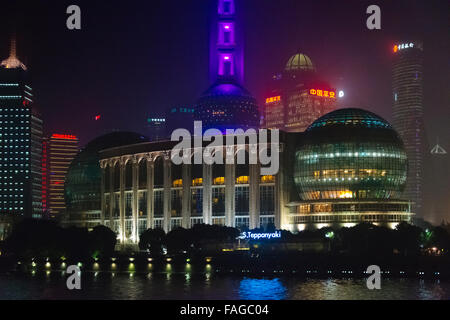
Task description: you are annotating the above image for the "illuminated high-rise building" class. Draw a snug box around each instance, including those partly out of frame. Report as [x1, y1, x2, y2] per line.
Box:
[263, 52, 337, 132]
[0, 37, 43, 239]
[195, 0, 259, 132]
[42, 134, 79, 219]
[392, 41, 425, 217]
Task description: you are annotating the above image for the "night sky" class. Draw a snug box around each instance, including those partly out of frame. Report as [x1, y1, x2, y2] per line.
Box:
[0, 0, 448, 147]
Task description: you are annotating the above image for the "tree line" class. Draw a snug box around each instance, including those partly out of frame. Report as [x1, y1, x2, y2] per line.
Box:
[1, 218, 450, 260]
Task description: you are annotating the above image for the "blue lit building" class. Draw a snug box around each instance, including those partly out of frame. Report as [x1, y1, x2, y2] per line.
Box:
[195, 0, 259, 133]
[0, 38, 43, 239]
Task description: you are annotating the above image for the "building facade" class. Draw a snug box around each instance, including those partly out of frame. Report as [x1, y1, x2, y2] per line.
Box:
[392, 41, 425, 217]
[98, 135, 282, 244]
[64, 132, 149, 229]
[42, 134, 79, 218]
[263, 52, 337, 132]
[94, 109, 413, 245]
[0, 38, 43, 240]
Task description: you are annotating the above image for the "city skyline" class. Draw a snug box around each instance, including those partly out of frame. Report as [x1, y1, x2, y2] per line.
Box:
[0, 0, 450, 303]
[0, 0, 448, 147]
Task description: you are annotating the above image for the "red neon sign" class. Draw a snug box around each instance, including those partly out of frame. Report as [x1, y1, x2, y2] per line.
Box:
[265, 96, 281, 104]
[309, 89, 336, 98]
[51, 134, 78, 140]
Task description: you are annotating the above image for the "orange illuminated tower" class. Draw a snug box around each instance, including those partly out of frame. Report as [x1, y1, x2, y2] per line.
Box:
[43, 134, 79, 218]
[263, 52, 338, 132]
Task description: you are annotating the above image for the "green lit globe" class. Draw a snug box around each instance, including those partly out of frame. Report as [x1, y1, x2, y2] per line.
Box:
[294, 108, 408, 201]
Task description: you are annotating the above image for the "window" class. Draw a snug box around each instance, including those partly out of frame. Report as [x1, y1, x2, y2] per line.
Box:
[212, 187, 225, 216]
[235, 186, 249, 216]
[138, 191, 147, 217]
[154, 190, 163, 217]
[260, 185, 274, 215]
[191, 188, 203, 216]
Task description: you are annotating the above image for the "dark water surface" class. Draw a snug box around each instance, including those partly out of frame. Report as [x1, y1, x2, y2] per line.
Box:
[0, 270, 449, 300]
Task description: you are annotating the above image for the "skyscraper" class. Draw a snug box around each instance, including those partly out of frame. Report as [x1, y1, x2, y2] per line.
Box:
[392, 41, 425, 217]
[42, 134, 79, 219]
[263, 52, 337, 132]
[195, 0, 259, 132]
[0, 37, 43, 239]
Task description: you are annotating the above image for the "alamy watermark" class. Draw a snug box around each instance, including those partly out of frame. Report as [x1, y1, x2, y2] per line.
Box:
[171, 121, 280, 176]
[366, 265, 381, 290]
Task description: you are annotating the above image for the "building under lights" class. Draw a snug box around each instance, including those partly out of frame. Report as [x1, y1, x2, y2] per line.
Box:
[90, 108, 412, 245]
[42, 134, 79, 219]
[290, 108, 412, 231]
[194, 0, 259, 133]
[262, 52, 337, 132]
[63, 132, 148, 229]
[392, 41, 425, 217]
[0, 38, 43, 240]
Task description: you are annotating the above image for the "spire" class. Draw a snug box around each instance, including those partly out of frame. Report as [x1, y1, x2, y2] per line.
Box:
[10, 36, 16, 57]
[430, 138, 447, 155]
[1, 35, 27, 70]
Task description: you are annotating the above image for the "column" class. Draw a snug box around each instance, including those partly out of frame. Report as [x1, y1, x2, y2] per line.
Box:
[225, 163, 236, 227]
[109, 161, 114, 228]
[163, 156, 172, 233]
[182, 164, 191, 228]
[146, 157, 154, 230]
[249, 163, 260, 229]
[119, 158, 126, 242]
[132, 158, 139, 243]
[202, 163, 212, 225]
[100, 163, 105, 225]
[275, 145, 285, 230]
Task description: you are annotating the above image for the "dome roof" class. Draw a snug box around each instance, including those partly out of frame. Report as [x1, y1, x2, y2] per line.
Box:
[195, 80, 259, 133]
[307, 108, 393, 131]
[285, 53, 315, 72]
[64, 131, 148, 216]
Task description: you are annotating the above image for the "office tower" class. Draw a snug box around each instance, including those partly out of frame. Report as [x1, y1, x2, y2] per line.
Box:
[42, 134, 79, 219]
[392, 41, 425, 216]
[263, 52, 337, 132]
[0, 37, 42, 239]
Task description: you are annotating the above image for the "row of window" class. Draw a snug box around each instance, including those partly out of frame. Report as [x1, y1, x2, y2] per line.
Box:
[104, 185, 275, 219]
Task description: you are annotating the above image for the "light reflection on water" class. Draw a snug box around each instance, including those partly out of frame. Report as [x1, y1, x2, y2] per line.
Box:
[0, 271, 449, 300]
[239, 278, 286, 300]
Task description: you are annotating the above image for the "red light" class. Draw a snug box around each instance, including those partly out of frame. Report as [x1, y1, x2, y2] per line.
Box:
[51, 134, 77, 140]
[393, 45, 398, 53]
[309, 88, 336, 99]
[95, 114, 101, 120]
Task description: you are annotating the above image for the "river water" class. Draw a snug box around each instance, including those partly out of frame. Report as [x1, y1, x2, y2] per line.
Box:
[0, 270, 449, 300]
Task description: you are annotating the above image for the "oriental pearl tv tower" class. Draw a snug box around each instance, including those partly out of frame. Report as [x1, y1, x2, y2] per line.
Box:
[195, 0, 259, 133]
